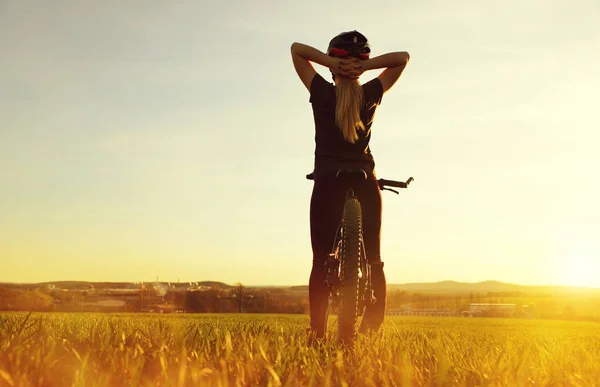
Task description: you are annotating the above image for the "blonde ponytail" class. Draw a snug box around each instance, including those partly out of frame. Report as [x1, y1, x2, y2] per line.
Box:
[335, 77, 365, 144]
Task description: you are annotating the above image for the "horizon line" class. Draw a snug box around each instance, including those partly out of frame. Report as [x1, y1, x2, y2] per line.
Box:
[1, 279, 599, 290]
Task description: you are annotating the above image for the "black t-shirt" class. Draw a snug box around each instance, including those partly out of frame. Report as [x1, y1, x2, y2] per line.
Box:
[309, 73, 384, 177]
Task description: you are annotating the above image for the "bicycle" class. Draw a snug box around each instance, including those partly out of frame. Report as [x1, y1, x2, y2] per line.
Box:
[306, 170, 413, 344]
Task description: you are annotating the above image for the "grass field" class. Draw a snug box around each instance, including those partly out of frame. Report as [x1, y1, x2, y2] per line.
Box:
[1, 313, 599, 386]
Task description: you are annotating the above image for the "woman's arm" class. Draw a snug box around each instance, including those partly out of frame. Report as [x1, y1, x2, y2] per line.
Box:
[363, 51, 410, 93]
[290, 42, 358, 90]
[290, 42, 334, 90]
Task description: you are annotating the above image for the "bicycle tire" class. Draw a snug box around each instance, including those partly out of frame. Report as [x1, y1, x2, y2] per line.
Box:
[337, 195, 363, 344]
[357, 239, 369, 317]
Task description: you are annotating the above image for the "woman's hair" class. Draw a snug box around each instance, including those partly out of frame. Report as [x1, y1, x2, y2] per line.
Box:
[335, 77, 365, 144]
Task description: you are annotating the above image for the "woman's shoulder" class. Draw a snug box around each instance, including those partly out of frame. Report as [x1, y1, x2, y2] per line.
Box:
[311, 73, 334, 90]
[309, 73, 335, 103]
[362, 77, 383, 105]
[361, 77, 383, 94]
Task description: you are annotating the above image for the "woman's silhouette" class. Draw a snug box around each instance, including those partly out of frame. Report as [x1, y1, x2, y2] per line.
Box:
[291, 30, 410, 341]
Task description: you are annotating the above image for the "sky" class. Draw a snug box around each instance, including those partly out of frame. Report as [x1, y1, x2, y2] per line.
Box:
[1, 0, 599, 288]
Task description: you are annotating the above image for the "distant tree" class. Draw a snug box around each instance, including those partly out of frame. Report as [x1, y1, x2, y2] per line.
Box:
[184, 288, 223, 313]
[388, 290, 407, 309]
[230, 283, 255, 313]
[0, 288, 24, 310]
[15, 290, 52, 311]
[171, 290, 187, 310]
[184, 291, 208, 313]
[563, 304, 575, 317]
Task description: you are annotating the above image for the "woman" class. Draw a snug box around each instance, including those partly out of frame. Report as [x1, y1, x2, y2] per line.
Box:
[290, 31, 410, 341]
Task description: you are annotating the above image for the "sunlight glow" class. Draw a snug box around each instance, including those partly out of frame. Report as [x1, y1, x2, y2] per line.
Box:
[560, 250, 600, 288]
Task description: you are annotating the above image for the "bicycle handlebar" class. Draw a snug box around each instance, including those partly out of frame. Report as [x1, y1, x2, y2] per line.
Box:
[305, 173, 413, 194]
[377, 177, 414, 190]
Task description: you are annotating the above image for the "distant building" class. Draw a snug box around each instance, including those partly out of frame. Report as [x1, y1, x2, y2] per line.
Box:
[386, 303, 523, 318]
[387, 305, 460, 317]
[465, 303, 517, 317]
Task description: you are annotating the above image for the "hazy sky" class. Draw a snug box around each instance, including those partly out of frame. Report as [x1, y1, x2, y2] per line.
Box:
[1, 0, 599, 287]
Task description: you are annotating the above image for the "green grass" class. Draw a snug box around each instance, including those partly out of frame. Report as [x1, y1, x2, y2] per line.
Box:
[1, 313, 599, 386]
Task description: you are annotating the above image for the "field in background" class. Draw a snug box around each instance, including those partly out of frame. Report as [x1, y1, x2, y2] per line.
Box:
[1, 312, 599, 386]
[3, 280, 600, 322]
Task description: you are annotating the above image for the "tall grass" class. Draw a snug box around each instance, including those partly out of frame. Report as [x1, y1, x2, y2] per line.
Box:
[1, 313, 599, 386]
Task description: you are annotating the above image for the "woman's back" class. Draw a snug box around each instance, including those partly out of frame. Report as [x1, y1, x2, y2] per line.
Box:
[309, 73, 384, 177]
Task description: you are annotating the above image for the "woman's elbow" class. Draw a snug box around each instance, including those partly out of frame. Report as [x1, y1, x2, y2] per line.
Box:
[398, 51, 410, 64]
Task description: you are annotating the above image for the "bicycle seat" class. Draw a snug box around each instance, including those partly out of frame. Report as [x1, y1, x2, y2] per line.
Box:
[335, 169, 368, 179]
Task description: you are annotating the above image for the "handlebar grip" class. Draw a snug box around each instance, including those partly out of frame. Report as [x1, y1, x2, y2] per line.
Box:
[378, 177, 414, 189]
[378, 179, 407, 189]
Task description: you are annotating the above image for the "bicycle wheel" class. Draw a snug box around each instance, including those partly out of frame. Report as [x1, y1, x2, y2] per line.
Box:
[337, 193, 363, 344]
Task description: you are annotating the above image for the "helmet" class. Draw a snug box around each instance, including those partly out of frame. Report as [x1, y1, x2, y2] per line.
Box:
[327, 30, 371, 60]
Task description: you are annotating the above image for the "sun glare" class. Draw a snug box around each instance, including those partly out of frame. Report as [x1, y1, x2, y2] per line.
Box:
[560, 252, 600, 288]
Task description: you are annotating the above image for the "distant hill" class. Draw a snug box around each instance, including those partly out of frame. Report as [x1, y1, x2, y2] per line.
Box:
[289, 280, 600, 296]
[1, 280, 598, 296]
[0, 280, 233, 290]
[387, 280, 600, 295]
[196, 281, 233, 289]
[387, 280, 526, 293]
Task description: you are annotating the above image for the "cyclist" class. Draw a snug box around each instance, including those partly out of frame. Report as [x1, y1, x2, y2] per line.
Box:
[291, 30, 410, 341]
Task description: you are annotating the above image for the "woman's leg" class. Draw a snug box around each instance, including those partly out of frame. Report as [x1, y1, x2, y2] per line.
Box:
[308, 175, 345, 337]
[356, 176, 387, 333]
